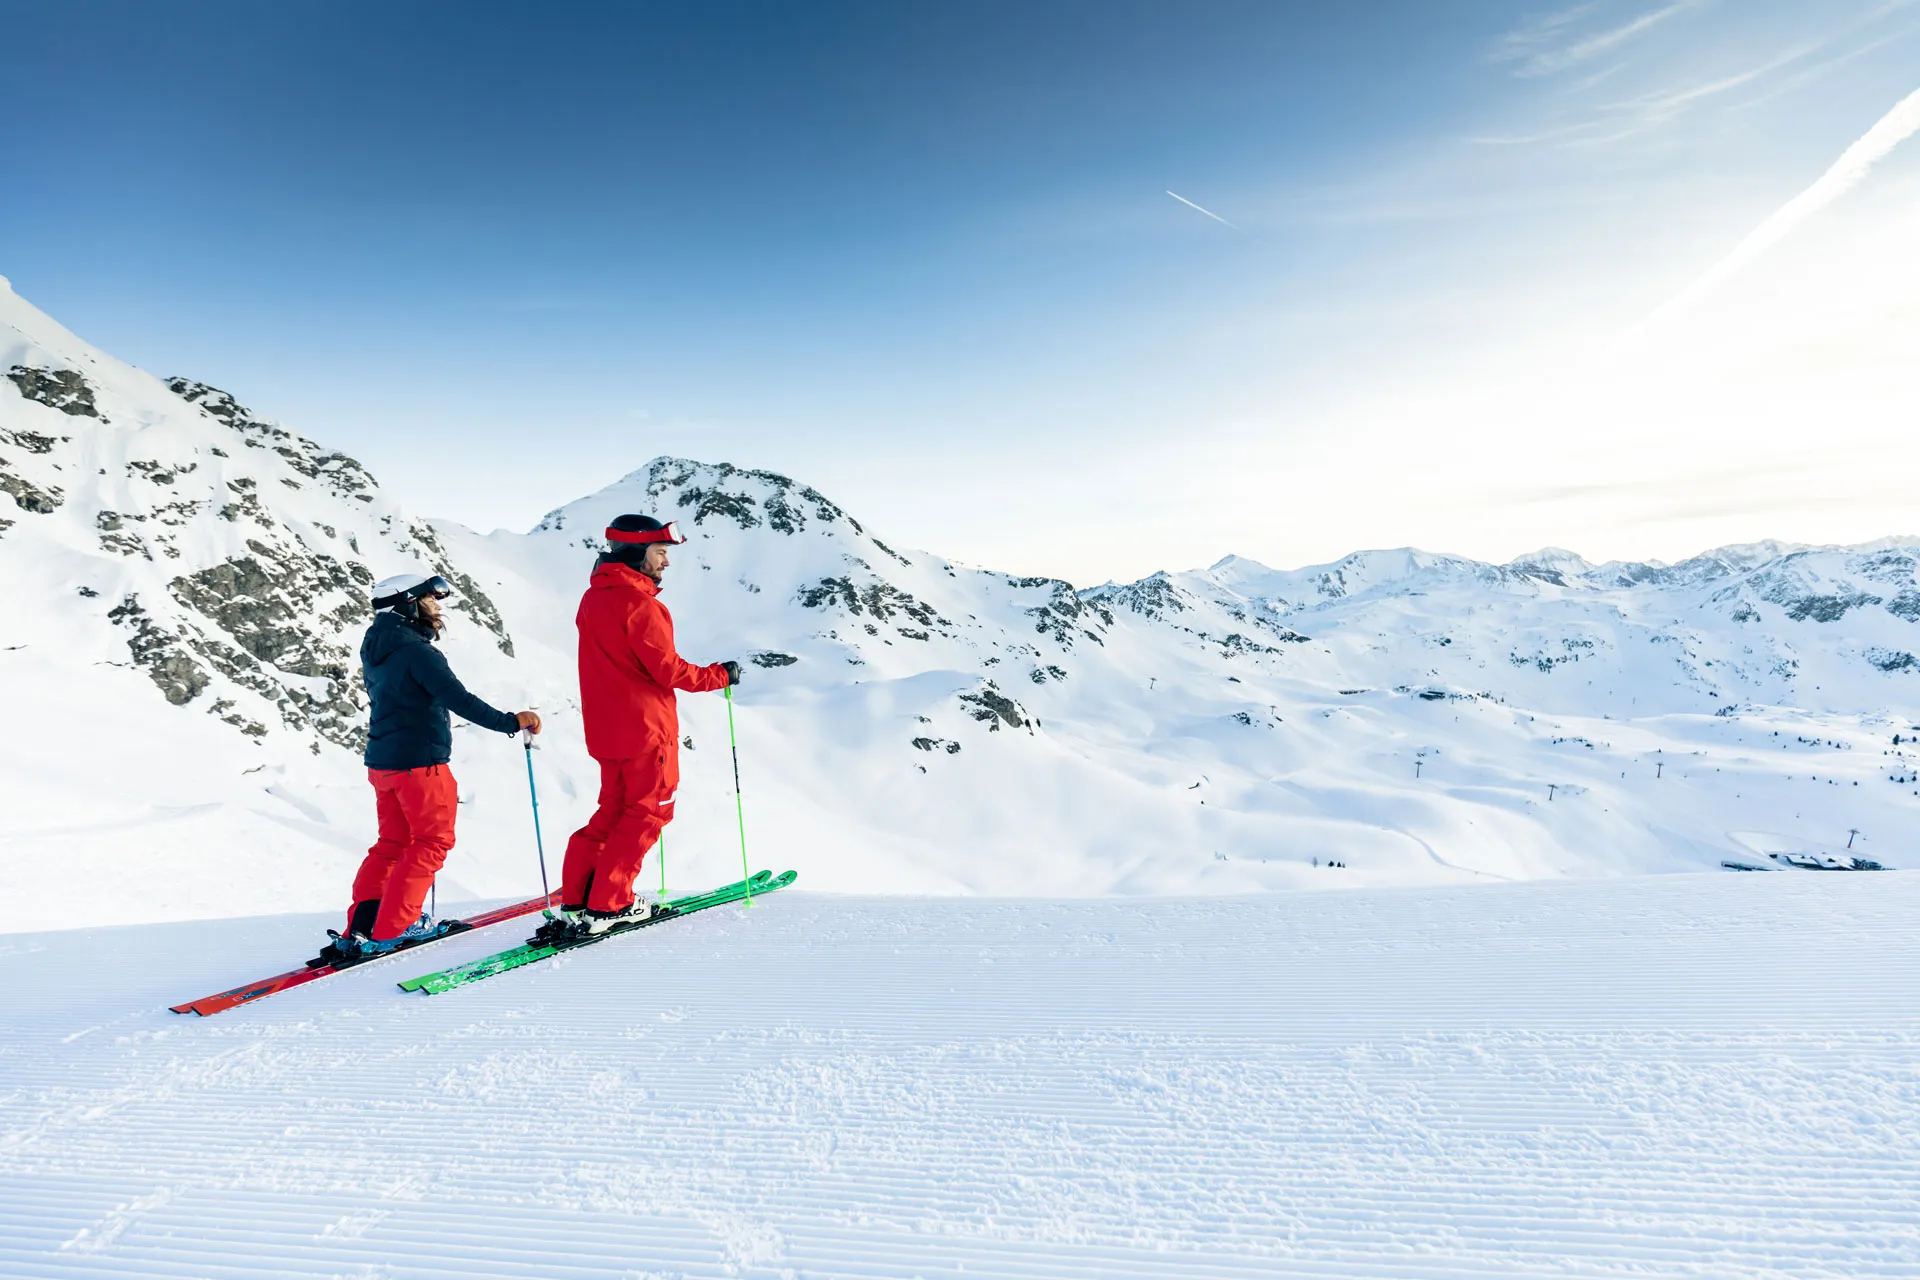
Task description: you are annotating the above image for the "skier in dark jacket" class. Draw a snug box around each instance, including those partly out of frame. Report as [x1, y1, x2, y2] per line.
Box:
[330, 571, 540, 957]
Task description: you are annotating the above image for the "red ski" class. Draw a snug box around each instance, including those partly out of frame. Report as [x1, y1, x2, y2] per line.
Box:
[170, 891, 559, 1017]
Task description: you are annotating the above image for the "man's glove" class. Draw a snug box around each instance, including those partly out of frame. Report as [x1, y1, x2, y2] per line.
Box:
[721, 660, 742, 687]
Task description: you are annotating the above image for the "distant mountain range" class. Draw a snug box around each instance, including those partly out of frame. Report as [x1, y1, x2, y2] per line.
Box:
[3, 275, 1915, 928]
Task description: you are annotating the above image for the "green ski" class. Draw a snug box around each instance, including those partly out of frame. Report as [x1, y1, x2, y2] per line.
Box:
[398, 869, 796, 995]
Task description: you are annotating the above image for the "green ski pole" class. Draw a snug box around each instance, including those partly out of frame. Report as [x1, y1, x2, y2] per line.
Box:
[657, 830, 666, 896]
[725, 685, 752, 907]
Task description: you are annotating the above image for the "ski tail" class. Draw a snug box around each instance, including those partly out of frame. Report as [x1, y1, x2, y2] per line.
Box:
[170, 891, 560, 1017]
[400, 870, 796, 996]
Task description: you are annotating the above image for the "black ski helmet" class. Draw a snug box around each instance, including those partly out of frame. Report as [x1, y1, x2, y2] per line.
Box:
[603, 514, 686, 563]
[605, 513, 686, 547]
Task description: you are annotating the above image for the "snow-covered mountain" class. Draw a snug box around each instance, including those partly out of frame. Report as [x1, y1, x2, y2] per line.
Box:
[4, 276, 1917, 928]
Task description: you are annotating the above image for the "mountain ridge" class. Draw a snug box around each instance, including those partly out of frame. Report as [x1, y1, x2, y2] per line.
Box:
[3, 278, 1917, 929]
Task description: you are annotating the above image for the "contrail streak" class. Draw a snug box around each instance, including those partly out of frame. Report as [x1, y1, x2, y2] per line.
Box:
[1663, 84, 1920, 313]
[1166, 190, 1238, 230]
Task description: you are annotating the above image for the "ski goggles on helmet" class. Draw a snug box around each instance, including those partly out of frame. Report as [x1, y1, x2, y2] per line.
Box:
[605, 521, 685, 546]
[371, 574, 455, 612]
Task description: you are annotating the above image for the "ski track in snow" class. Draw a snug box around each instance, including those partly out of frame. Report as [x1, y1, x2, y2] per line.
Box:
[2, 872, 1917, 1278]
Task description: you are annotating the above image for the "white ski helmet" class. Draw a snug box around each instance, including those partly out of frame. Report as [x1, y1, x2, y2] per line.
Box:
[371, 571, 453, 613]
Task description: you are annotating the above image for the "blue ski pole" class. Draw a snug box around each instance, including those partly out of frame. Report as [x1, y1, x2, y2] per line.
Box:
[522, 729, 553, 909]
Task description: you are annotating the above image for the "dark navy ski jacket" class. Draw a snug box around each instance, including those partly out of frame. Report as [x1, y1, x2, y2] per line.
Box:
[361, 611, 519, 770]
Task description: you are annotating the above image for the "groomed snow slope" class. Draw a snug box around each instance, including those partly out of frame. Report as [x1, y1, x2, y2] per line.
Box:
[4, 872, 1916, 1278]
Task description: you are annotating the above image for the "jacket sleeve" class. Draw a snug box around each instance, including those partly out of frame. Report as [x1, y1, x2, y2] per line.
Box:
[410, 644, 522, 734]
[626, 599, 729, 694]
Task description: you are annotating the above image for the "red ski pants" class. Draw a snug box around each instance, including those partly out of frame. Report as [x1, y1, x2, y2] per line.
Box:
[350, 765, 459, 940]
[561, 749, 679, 912]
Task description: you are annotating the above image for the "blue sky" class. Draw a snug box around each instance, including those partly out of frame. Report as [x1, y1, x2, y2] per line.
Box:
[5, 1, 1918, 582]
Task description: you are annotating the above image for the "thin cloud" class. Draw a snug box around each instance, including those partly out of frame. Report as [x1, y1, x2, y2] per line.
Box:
[1662, 83, 1920, 312]
[1496, 1, 1695, 77]
[1482, 2, 1920, 148]
[1471, 40, 1835, 148]
[1599, 50, 1807, 127]
[1166, 190, 1239, 230]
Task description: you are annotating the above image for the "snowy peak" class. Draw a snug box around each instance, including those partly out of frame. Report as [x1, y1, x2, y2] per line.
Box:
[534, 457, 883, 551]
[523, 456, 1122, 665]
[1505, 547, 1595, 586]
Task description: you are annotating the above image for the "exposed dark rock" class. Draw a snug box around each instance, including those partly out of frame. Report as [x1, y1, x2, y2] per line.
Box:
[2, 428, 61, 453]
[207, 697, 268, 739]
[168, 551, 353, 678]
[959, 683, 1030, 732]
[1508, 637, 1592, 672]
[1867, 648, 1917, 673]
[96, 510, 150, 559]
[1856, 550, 1917, 587]
[7, 366, 99, 417]
[218, 477, 272, 527]
[1086, 573, 1185, 619]
[0, 467, 64, 514]
[761, 490, 803, 534]
[641, 458, 855, 533]
[1508, 564, 1567, 586]
[912, 736, 962, 754]
[128, 459, 198, 485]
[188, 624, 363, 747]
[1020, 579, 1101, 649]
[166, 377, 380, 503]
[153, 540, 374, 748]
[1211, 630, 1305, 654]
[751, 651, 798, 667]
[152, 498, 207, 528]
[1782, 593, 1880, 623]
[681, 486, 760, 529]
[796, 575, 949, 633]
[108, 595, 211, 706]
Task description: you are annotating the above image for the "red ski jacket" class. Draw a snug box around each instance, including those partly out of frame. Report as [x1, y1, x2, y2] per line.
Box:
[576, 561, 729, 761]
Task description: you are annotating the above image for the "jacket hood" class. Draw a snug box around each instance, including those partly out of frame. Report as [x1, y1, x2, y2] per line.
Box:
[589, 560, 661, 595]
[362, 610, 435, 667]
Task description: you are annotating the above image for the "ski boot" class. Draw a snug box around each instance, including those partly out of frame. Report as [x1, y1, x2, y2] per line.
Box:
[579, 896, 659, 936]
[330, 914, 455, 959]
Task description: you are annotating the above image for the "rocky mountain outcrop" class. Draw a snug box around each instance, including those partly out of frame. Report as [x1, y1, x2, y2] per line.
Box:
[0, 282, 512, 754]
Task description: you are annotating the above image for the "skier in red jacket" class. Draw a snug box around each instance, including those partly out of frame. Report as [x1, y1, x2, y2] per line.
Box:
[559, 514, 740, 933]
